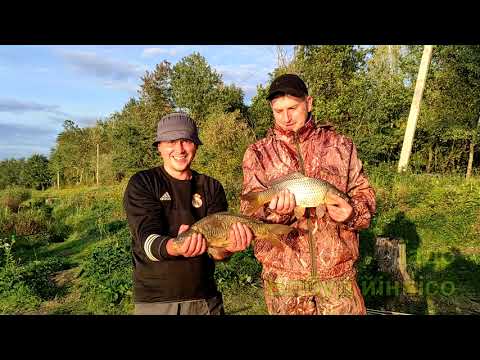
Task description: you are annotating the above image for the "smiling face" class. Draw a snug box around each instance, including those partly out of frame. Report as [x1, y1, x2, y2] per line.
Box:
[270, 94, 313, 132]
[157, 139, 197, 180]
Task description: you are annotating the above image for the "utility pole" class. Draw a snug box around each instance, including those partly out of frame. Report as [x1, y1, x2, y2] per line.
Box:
[398, 45, 433, 173]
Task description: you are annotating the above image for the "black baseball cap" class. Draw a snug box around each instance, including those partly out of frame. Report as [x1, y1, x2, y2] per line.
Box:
[266, 74, 308, 101]
[153, 112, 202, 147]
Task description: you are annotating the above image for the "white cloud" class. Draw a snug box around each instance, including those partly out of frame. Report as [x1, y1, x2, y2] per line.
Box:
[0, 122, 58, 159]
[59, 50, 147, 81]
[142, 47, 178, 58]
[0, 98, 70, 119]
[102, 80, 140, 94]
[216, 64, 270, 83]
[214, 64, 271, 103]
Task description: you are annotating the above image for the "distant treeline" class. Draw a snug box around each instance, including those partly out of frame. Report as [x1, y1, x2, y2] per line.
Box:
[1, 45, 479, 194]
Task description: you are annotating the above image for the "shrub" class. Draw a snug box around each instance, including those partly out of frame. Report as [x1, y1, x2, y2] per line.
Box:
[0, 236, 70, 313]
[214, 247, 262, 291]
[0, 187, 31, 213]
[80, 234, 132, 311]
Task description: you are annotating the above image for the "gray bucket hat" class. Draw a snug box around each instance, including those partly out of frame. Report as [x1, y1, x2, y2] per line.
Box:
[153, 112, 202, 147]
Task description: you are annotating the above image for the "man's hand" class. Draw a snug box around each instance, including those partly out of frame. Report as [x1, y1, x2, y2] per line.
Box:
[326, 193, 354, 223]
[268, 189, 296, 215]
[166, 224, 207, 257]
[225, 222, 253, 253]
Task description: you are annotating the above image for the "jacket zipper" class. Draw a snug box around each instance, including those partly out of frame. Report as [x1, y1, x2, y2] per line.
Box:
[293, 132, 317, 279]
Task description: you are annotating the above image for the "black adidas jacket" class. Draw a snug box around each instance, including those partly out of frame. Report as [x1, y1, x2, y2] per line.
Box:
[123, 165, 228, 303]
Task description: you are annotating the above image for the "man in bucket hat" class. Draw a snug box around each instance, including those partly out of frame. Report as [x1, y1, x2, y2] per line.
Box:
[124, 112, 253, 315]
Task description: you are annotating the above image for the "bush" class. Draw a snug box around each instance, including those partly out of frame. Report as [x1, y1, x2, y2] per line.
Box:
[214, 247, 262, 291]
[0, 187, 31, 213]
[80, 234, 132, 312]
[11, 208, 49, 236]
[21, 257, 71, 299]
[0, 236, 70, 313]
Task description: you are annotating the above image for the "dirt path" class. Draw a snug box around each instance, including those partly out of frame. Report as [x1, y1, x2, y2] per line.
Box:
[33, 267, 83, 315]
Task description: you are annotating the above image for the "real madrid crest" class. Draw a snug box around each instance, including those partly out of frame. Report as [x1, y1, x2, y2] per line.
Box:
[192, 193, 203, 208]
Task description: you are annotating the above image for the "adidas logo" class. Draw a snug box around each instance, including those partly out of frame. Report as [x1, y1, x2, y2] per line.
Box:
[159, 192, 171, 201]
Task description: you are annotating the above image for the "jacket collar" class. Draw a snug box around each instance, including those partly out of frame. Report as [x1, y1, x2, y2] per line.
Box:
[268, 114, 317, 143]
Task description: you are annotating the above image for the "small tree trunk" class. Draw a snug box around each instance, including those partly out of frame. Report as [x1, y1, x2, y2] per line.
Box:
[427, 144, 434, 173]
[466, 140, 475, 179]
[57, 171, 60, 189]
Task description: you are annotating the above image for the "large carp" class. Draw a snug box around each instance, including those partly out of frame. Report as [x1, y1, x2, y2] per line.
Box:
[172, 211, 294, 250]
[241, 171, 349, 219]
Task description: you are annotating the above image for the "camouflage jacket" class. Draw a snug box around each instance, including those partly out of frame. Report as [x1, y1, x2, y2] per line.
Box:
[240, 117, 376, 284]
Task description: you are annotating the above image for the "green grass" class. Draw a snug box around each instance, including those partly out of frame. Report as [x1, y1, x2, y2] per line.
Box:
[1, 166, 479, 315]
[361, 164, 480, 314]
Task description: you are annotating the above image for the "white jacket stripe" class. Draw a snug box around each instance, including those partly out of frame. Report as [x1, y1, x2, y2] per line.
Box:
[144, 234, 160, 261]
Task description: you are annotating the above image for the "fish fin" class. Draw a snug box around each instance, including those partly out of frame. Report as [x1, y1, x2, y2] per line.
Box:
[268, 171, 305, 186]
[294, 206, 306, 220]
[316, 205, 326, 219]
[257, 224, 293, 247]
[241, 191, 263, 216]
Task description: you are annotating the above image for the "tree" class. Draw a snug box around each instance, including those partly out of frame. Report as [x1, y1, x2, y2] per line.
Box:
[0, 158, 26, 190]
[193, 109, 256, 208]
[291, 45, 366, 125]
[170, 53, 247, 124]
[22, 154, 52, 190]
[414, 46, 480, 175]
[247, 84, 273, 139]
[171, 53, 223, 123]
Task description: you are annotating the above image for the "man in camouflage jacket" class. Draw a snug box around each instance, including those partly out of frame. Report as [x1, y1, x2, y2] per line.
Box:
[240, 74, 376, 315]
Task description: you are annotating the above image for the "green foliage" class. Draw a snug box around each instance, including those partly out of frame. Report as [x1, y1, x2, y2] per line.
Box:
[171, 53, 223, 122]
[22, 154, 52, 190]
[3, 208, 49, 237]
[0, 236, 70, 313]
[293, 45, 366, 122]
[80, 233, 132, 312]
[193, 110, 256, 209]
[0, 158, 27, 190]
[247, 84, 273, 139]
[214, 246, 262, 292]
[0, 187, 31, 213]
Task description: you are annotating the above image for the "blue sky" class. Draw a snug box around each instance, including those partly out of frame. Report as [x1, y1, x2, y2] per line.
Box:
[0, 45, 294, 160]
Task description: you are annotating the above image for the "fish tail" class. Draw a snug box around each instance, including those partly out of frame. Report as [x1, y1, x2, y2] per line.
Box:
[241, 190, 265, 216]
[256, 224, 294, 247]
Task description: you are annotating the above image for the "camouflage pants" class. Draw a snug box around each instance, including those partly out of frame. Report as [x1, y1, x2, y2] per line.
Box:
[263, 273, 366, 315]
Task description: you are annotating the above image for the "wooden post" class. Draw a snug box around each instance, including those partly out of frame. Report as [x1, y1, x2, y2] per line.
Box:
[375, 237, 417, 295]
[57, 170, 60, 189]
[398, 45, 433, 173]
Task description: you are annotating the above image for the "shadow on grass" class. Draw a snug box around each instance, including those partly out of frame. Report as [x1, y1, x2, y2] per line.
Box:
[359, 211, 480, 314]
[358, 211, 429, 314]
[41, 219, 128, 261]
[416, 247, 480, 314]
